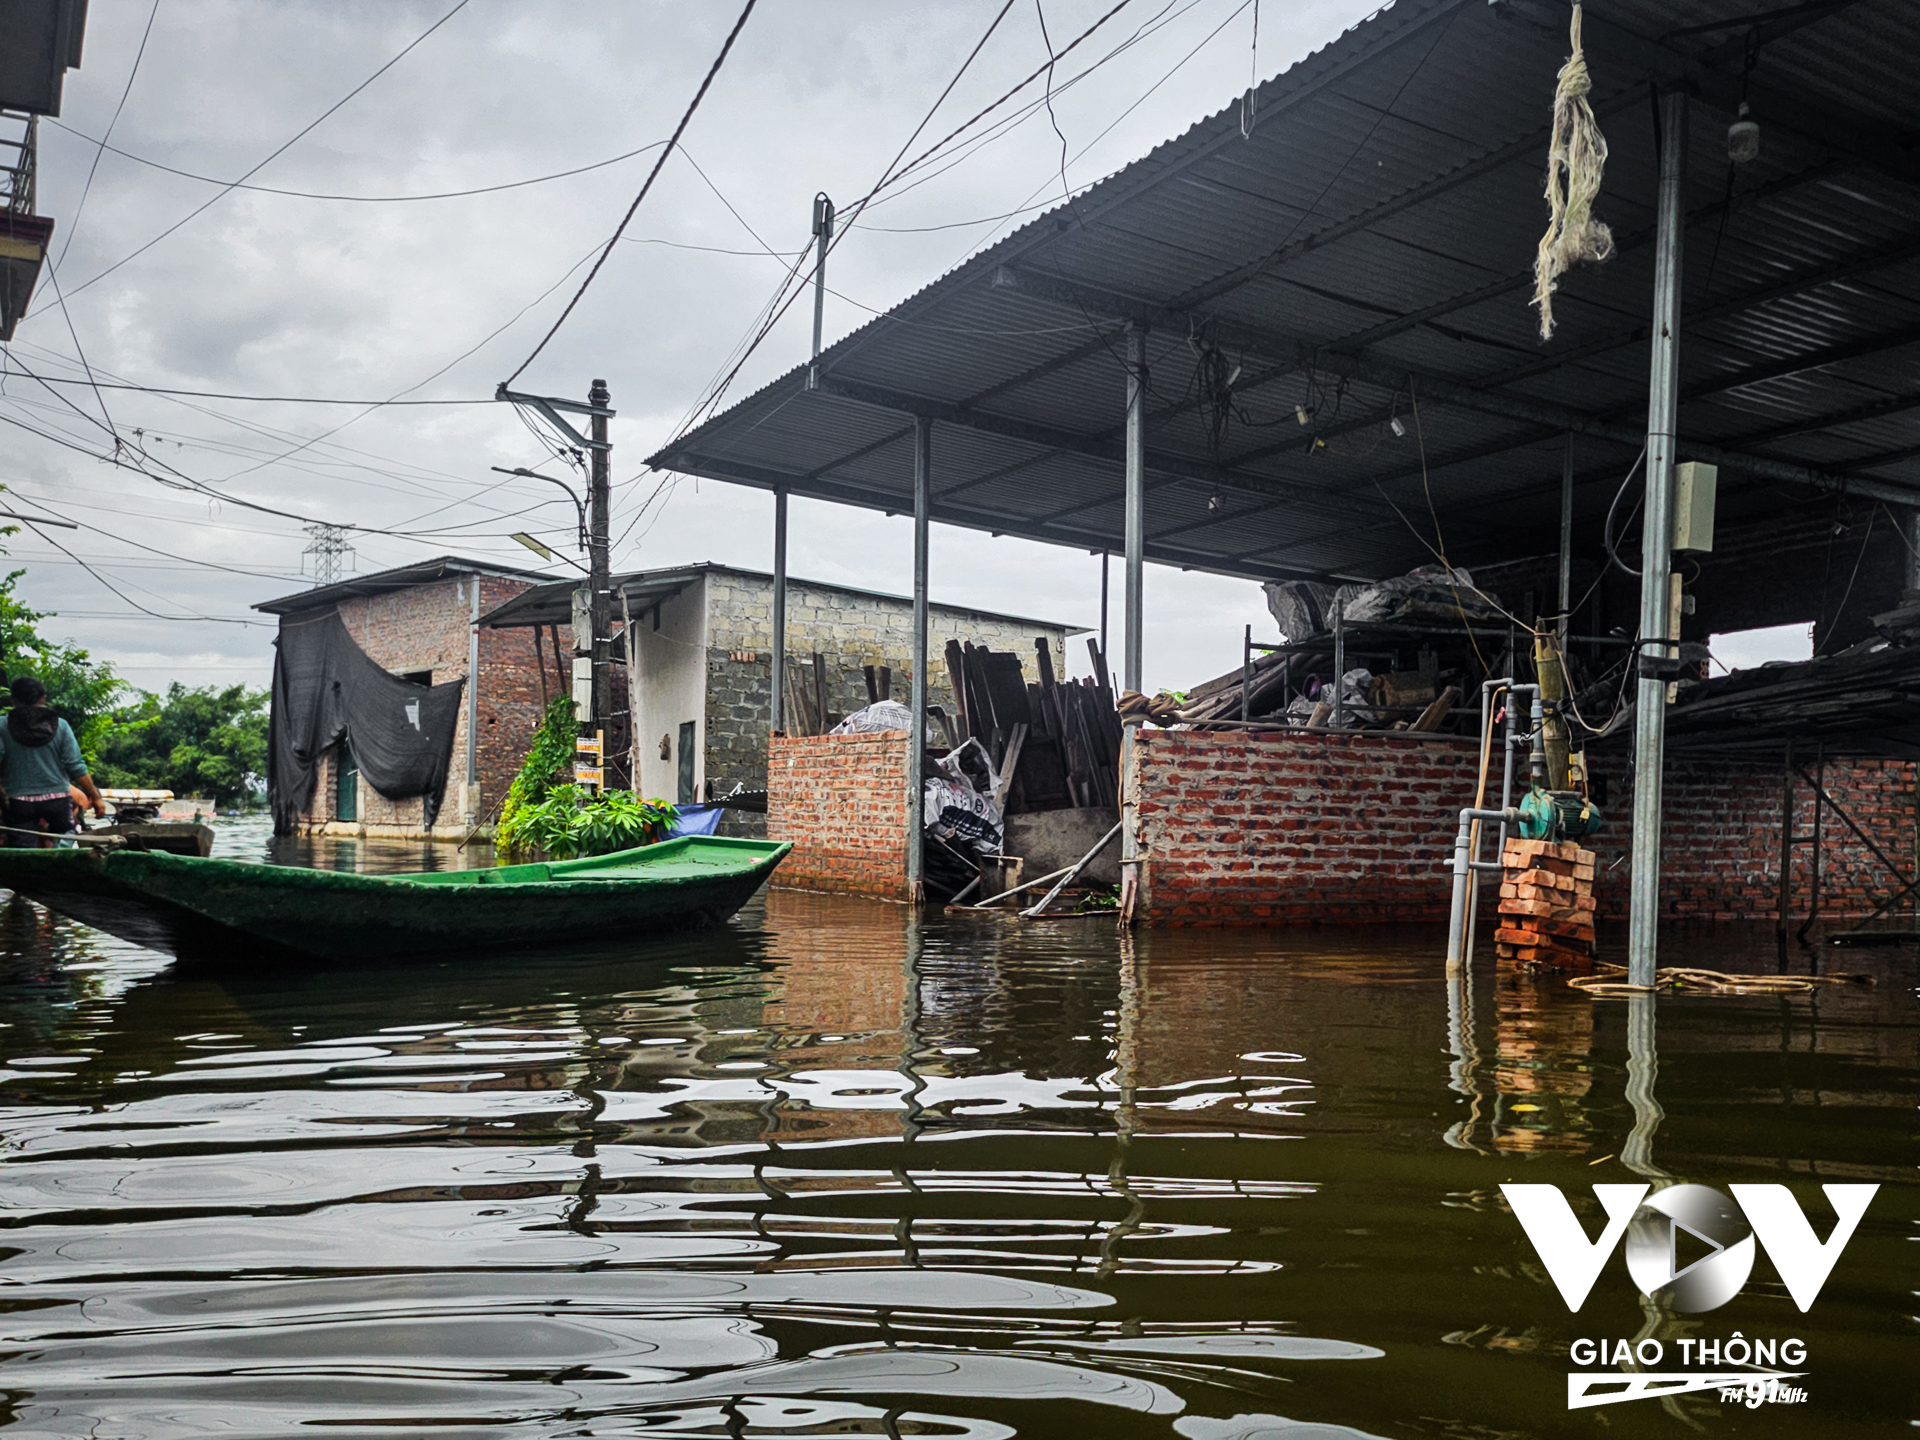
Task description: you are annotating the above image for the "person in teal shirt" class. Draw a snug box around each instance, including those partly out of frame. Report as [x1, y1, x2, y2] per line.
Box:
[1, 676, 105, 846]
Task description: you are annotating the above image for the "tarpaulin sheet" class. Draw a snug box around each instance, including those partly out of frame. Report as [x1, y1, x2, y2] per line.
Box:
[269, 609, 465, 834]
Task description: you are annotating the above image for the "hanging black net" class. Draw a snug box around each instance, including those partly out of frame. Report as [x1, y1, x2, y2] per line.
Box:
[268, 609, 466, 834]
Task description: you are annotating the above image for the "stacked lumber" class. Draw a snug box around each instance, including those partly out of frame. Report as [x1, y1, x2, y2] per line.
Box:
[944, 637, 1122, 812]
[1494, 838, 1597, 971]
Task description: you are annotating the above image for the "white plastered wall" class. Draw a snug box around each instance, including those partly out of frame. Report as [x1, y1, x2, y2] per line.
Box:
[629, 575, 711, 803]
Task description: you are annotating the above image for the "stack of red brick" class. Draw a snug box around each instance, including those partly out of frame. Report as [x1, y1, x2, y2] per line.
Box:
[1494, 838, 1597, 970]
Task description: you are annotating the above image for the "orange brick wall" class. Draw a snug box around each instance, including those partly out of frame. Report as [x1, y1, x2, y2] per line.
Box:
[767, 733, 909, 900]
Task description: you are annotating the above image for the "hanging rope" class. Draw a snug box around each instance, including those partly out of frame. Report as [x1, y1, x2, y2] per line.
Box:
[1531, 4, 1613, 340]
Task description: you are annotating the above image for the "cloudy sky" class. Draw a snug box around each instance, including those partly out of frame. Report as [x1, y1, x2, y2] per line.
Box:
[4, 0, 1389, 697]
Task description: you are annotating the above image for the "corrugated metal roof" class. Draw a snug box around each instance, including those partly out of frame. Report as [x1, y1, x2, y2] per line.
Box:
[254, 555, 556, 616]
[649, 0, 1920, 583]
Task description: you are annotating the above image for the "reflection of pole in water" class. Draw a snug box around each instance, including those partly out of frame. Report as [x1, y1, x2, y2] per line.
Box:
[1096, 928, 1144, 1277]
[893, 910, 928, 1269]
[1620, 993, 1670, 1181]
[1442, 961, 1489, 1153]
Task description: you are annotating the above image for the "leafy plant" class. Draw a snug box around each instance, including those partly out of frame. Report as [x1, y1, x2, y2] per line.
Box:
[496, 696, 579, 847]
[499, 784, 678, 860]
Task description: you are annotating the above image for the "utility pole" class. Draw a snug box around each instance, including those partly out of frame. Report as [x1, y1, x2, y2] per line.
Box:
[302, 522, 354, 586]
[589, 377, 612, 756]
[495, 380, 616, 782]
[808, 192, 834, 384]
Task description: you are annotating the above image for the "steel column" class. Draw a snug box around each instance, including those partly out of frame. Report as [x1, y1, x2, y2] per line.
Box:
[771, 486, 788, 735]
[907, 417, 932, 903]
[1557, 433, 1574, 641]
[1908, 507, 1920, 590]
[1123, 325, 1147, 694]
[1627, 90, 1689, 987]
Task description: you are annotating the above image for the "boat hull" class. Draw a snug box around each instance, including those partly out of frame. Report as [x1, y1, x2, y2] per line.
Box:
[0, 837, 790, 964]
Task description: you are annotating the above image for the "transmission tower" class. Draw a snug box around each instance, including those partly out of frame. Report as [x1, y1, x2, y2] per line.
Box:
[302, 523, 354, 585]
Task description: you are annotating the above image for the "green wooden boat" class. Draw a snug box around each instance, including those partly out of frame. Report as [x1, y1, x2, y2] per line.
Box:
[0, 836, 790, 964]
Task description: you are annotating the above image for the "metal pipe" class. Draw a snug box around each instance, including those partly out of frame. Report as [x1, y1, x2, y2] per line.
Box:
[1099, 549, 1109, 670]
[1776, 737, 1794, 944]
[1448, 805, 1519, 971]
[1332, 603, 1346, 726]
[1558, 432, 1574, 642]
[1627, 90, 1689, 988]
[1241, 624, 1251, 721]
[771, 486, 788, 736]
[808, 193, 834, 384]
[907, 417, 932, 903]
[1123, 325, 1147, 695]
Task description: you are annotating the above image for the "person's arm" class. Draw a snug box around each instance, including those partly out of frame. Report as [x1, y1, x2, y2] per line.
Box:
[72, 773, 106, 818]
[57, 723, 107, 817]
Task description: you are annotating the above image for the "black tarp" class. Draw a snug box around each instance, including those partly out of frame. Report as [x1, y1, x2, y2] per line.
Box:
[269, 609, 466, 834]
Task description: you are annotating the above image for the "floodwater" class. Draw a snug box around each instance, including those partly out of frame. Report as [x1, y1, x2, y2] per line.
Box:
[0, 820, 1911, 1437]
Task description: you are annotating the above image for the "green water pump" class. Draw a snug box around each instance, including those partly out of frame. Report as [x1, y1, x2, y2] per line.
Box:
[1516, 785, 1603, 842]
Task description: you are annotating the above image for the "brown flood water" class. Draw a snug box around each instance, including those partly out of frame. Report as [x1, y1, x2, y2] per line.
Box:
[0, 819, 1911, 1437]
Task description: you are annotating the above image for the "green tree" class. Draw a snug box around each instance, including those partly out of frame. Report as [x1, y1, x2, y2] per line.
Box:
[0, 568, 123, 762]
[93, 684, 269, 808]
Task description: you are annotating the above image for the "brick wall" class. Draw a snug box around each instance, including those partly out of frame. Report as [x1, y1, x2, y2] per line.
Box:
[1132, 730, 1483, 924]
[766, 732, 909, 900]
[703, 568, 1071, 840]
[1128, 729, 1916, 927]
[290, 571, 542, 831]
[1589, 751, 1918, 923]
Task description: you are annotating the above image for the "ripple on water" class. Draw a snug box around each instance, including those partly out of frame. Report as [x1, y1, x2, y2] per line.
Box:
[0, 822, 1910, 1436]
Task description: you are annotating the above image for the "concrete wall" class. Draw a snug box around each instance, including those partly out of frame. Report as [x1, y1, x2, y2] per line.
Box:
[702, 567, 1072, 837]
[629, 574, 710, 804]
[766, 732, 909, 900]
[291, 572, 541, 835]
[1126, 729, 1917, 928]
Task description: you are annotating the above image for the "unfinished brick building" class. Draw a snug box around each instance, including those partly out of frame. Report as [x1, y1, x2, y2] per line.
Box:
[481, 562, 1078, 834]
[257, 556, 557, 839]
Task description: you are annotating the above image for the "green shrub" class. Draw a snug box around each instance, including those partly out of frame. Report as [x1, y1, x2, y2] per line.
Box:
[500, 785, 678, 860]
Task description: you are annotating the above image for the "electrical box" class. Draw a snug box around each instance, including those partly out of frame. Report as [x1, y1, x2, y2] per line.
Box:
[1672, 461, 1717, 553]
[571, 656, 592, 721]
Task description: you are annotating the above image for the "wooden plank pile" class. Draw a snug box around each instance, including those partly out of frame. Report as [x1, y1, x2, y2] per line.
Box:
[1494, 838, 1597, 971]
[945, 637, 1122, 811]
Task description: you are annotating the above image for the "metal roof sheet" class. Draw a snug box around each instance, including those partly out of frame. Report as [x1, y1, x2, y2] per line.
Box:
[650, 0, 1920, 583]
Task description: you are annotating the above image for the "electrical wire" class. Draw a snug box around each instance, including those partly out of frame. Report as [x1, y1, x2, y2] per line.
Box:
[1602, 446, 1648, 577]
[51, 0, 161, 271]
[20, 376, 491, 406]
[502, 0, 759, 386]
[46, 119, 670, 203]
[50, 0, 475, 305]
[15, 520, 267, 625]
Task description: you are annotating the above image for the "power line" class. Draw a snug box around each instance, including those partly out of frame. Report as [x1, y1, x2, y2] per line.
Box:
[21, 376, 491, 406]
[45, 118, 669, 203]
[51, 0, 474, 305]
[52, 0, 161, 271]
[502, 0, 760, 386]
[16, 520, 267, 625]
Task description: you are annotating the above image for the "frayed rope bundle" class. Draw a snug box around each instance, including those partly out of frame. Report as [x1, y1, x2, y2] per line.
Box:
[1532, 3, 1612, 340]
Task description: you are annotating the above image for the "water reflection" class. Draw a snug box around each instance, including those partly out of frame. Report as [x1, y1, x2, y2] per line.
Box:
[0, 835, 1911, 1437]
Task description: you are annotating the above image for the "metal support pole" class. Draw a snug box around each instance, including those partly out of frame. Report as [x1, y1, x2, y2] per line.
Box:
[1241, 624, 1252, 721]
[1123, 326, 1147, 695]
[906, 417, 931, 903]
[1908, 508, 1920, 592]
[1626, 90, 1689, 988]
[771, 486, 788, 736]
[1776, 738, 1794, 943]
[1332, 605, 1346, 726]
[808, 193, 834, 386]
[1558, 432, 1575, 642]
[1099, 550, 1109, 672]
